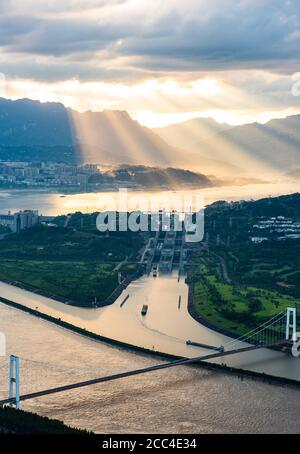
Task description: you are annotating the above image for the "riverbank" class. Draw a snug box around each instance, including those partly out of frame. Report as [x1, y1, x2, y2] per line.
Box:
[0, 271, 299, 381]
[0, 266, 143, 309]
[0, 292, 299, 389]
[187, 280, 286, 350]
[0, 221, 144, 307]
[187, 280, 246, 340]
[1, 300, 299, 434]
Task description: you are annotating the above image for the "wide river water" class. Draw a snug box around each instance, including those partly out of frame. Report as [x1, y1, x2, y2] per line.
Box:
[0, 273, 299, 381]
[0, 299, 299, 434]
[0, 181, 299, 215]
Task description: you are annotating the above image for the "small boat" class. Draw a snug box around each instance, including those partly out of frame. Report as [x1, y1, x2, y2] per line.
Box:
[152, 264, 158, 277]
[141, 304, 148, 316]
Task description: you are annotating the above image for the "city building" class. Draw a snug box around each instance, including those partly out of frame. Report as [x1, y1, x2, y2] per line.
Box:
[0, 210, 39, 233]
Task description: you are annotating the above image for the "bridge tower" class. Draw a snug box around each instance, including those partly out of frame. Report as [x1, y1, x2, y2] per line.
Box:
[9, 355, 20, 409]
[286, 307, 297, 343]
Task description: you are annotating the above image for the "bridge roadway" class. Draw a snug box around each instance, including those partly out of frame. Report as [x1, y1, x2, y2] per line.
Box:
[0, 343, 284, 406]
[0, 273, 299, 381]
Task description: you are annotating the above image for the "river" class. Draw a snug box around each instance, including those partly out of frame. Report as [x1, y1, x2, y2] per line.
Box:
[0, 273, 299, 382]
[0, 299, 299, 433]
[0, 181, 299, 215]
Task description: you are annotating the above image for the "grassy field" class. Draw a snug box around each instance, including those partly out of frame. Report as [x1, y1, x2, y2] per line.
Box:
[0, 218, 144, 306]
[0, 260, 118, 305]
[193, 263, 300, 336]
[191, 194, 300, 336]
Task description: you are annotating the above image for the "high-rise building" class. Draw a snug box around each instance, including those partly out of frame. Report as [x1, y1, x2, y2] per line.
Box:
[0, 210, 39, 233]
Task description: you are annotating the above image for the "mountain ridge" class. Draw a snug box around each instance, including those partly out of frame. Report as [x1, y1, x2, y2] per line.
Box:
[155, 114, 300, 176]
[0, 97, 299, 178]
[0, 98, 181, 166]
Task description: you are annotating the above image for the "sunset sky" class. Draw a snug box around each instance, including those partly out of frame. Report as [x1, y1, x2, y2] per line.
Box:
[1, 0, 300, 127]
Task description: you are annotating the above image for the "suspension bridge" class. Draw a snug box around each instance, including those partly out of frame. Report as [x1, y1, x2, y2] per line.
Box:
[0, 307, 298, 410]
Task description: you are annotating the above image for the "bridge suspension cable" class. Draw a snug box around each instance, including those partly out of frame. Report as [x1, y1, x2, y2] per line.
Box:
[0, 307, 297, 409]
[0, 341, 286, 408]
[222, 311, 287, 350]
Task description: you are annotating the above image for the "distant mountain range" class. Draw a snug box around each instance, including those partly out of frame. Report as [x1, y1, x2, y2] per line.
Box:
[0, 97, 299, 179]
[0, 98, 182, 167]
[155, 115, 300, 177]
[154, 117, 231, 150]
[201, 116, 300, 176]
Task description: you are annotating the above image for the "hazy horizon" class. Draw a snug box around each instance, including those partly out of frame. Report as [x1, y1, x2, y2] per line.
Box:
[2, 95, 300, 129]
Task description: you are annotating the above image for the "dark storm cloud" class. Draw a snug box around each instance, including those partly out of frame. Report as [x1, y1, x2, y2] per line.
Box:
[0, 15, 38, 45]
[0, 58, 148, 82]
[117, 1, 300, 74]
[0, 0, 299, 81]
[11, 19, 130, 56]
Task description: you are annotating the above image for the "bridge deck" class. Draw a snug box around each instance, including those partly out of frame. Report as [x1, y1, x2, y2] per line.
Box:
[0, 342, 286, 407]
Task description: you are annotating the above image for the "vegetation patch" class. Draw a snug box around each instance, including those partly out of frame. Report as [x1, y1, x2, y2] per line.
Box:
[0, 214, 144, 306]
[191, 194, 300, 336]
[0, 406, 88, 434]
